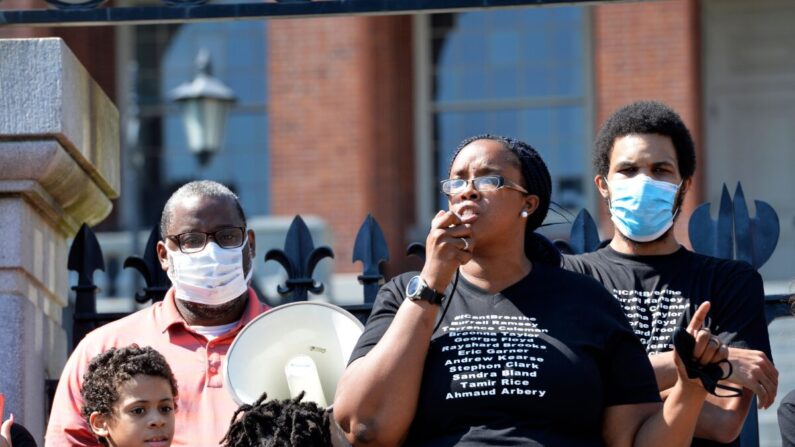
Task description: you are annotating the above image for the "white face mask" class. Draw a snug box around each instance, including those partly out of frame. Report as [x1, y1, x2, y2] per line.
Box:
[166, 237, 253, 306]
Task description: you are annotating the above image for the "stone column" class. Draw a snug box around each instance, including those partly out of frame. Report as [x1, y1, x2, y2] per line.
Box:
[0, 38, 119, 443]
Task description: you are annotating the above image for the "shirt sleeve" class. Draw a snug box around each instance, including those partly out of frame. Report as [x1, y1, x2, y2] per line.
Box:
[711, 265, 772, 359]
[347, 277, 405, 364]
[45, 337, 103, 447]
[560, 253, 585, 273]
[602, 328, 662, 406]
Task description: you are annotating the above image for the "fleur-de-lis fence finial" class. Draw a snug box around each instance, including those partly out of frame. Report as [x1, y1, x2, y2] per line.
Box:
[689, 183, 779, 268]
[688, 184, 735, 261]
[554, 209, 604, 254]
[265, 215, 334, 302]
[67, 224, 105, 349]
[406, 242, 426, 262]
[123, 225, 171, 304]
[352, 214, 389, 304]
[689, 182, 787, 324]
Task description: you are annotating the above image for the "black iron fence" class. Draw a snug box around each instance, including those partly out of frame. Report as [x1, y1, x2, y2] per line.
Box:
[66, 214, 399, 352]
[48, 185, 793, 444]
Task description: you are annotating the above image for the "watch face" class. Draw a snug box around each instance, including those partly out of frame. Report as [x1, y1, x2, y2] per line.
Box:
[406, 276, 421, 297]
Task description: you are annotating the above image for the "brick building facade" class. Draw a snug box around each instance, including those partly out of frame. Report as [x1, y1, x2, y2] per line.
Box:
[1, 0, 709, 277]
[3, 1, 795, 445]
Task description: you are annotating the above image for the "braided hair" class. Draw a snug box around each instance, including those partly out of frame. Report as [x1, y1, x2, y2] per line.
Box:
[221, 392, 331, 447]
[449, 134, 559, 265]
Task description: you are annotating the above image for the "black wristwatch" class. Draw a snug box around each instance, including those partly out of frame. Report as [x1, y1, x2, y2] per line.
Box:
[405, 275, 445, 305]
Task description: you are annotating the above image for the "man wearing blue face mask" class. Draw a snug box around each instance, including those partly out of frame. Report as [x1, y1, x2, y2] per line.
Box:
[46, 180, 269, 447]
[563, 101, 777, 447]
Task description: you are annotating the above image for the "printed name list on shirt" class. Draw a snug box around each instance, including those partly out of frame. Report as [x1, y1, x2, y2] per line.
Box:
[612, 288, 689, 353]
[440, 314, 549, 400]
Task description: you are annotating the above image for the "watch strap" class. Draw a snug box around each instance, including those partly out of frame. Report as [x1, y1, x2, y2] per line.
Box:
[407, 276, 445, 305]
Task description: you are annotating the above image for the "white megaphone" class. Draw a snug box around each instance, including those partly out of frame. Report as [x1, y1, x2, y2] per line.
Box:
[224, 301, 365, 407]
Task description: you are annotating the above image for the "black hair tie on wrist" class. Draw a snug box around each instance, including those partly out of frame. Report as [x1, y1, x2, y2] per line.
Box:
[672, 327, 743, 398]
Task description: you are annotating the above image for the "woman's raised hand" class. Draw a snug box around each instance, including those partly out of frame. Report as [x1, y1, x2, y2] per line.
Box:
[421, 210, 475, 291]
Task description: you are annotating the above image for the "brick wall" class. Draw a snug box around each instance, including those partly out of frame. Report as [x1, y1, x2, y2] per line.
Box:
[0, 0, 50, 39]
[593, 0, 702, 245]
[268, 15, 415, 276]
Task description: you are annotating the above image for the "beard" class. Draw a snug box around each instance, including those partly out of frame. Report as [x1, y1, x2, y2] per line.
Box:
[615, 224, 675, 247]
[177, 293, 248, 322]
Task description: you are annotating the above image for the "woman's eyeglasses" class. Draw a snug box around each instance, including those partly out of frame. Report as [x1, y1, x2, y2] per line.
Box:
[441, 175, 528, 196]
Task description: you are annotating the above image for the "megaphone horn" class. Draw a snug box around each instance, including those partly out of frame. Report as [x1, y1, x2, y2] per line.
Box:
[224, 301, 364, 407]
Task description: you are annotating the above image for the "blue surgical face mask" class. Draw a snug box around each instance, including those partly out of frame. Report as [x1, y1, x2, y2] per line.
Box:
[605, 175, 681, 243]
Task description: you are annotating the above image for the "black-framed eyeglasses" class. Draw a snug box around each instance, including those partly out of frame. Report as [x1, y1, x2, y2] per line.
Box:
[440, 175, 529, 196]
[166, 227, 246, 254]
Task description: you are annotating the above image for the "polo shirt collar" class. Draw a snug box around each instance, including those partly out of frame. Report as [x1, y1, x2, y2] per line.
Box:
[158, 287, 266, 334]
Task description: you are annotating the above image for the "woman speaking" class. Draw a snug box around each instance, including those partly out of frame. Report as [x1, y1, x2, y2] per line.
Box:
[334, 135, 722, 446]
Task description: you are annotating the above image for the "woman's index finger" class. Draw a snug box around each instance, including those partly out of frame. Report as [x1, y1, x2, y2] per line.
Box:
[687, 301, 711, 333]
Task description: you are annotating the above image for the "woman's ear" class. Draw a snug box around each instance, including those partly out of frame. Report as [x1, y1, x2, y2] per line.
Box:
[523, 195, 540, 216]
[89, 412, 110, 438]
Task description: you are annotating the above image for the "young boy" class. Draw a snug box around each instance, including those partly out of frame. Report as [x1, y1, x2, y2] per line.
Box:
[80, 345, 178, 447]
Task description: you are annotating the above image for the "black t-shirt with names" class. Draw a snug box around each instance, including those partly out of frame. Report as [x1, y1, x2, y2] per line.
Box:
[562, 246, 772, 447]
[349, 263, 661, 446]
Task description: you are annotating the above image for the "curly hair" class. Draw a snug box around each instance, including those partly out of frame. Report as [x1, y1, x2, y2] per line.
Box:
[221, 392, 331, 447]
[81, 345, 178, 444]
[594, 100, 696, 179]
[448, 134, 558, 265]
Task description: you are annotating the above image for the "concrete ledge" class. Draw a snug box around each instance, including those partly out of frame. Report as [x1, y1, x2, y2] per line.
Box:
[0, 37, 119, 200]
[0, 140, 114, 233]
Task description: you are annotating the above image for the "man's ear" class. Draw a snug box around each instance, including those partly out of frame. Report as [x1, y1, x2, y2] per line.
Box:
[89, 412, 110, 438]
[594, 175, 610, 199]
[246, 229, 256, 258]
[156, 241, 169, 272]
[680, 177, 692, 196]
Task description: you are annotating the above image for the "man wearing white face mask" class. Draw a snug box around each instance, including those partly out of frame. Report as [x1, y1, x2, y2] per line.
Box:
[563, 101, 777, 447]
[46, 180, 269, 447]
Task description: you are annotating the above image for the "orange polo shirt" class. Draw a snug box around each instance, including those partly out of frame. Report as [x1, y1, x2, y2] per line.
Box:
[45, 288, 268, 447]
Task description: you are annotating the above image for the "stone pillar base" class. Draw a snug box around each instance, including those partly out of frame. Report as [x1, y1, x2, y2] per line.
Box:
[0, 38, 119, 443]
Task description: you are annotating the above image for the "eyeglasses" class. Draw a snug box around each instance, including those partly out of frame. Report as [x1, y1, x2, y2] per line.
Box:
[166, 227, 246, 254]
[440, 175, 529, 196]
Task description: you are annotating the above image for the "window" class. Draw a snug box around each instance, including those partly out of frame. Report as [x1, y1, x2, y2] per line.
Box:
[428, 7, 591, 223]
[88, 21, 270, 305]
[161, 20, 270, 217]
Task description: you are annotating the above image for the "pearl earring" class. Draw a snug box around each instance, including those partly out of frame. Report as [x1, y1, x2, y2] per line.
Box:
[521, 210, 529, 218]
